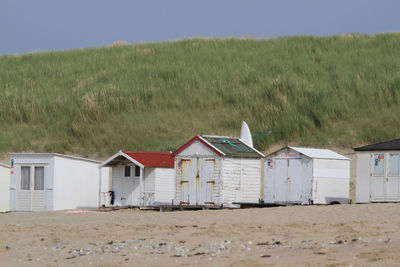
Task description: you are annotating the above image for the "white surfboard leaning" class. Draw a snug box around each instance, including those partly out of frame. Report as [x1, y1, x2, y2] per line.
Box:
[240, 121, 253, 148]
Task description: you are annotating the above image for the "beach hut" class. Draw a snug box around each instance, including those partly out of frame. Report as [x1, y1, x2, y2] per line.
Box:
[264, 147, 350, 205]
[100, 151, 175, 207]
[172, 135, 265, 207]
[9, 153, 109, 211]
[354, 139, 400, 203]
[0, 163, 10, 212]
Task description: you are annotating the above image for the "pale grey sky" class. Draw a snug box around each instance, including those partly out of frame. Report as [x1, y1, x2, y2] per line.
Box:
[1, 0, 399, 55]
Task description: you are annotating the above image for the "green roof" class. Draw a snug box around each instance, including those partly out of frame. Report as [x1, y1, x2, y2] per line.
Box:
[201, 135, 263, 158]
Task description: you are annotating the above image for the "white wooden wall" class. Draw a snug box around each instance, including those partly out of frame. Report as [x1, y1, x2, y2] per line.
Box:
[221, 158, 261, 206]
[144, 167, 156, 192]
[0, 165, 10, 212]
[53, 156, 100, 210]
[312, 159, 350, 204]
[177, 140, 217, 157]
[356, 152, 371, 203]
[154, 168, 175, 205]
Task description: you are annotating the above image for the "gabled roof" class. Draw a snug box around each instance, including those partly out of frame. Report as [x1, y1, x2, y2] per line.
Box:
[101, 151, 174, 168]
[354, 138, 400, 151]
[172, 135, 264, 158]
[289, 147, 350, 160]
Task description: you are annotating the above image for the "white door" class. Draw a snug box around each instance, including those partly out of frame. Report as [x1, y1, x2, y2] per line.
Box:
[113, 176, 134, 206]
[371, 154, 386, 201]
[17, 166, 46, 211]
[131, 176, 141, 206]
[274, 159, 288, 202]
[288, 159, 303, 202]
[387, 154, 400, 201]
[180, 159, 194, 204]
[180, 158, 214, 205]
[201, 158, 215, 205]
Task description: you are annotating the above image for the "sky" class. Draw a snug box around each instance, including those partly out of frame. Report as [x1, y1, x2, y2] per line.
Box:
[1, 0, 400, 55]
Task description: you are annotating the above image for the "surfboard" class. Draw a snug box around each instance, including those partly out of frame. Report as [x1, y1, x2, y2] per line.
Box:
[240, 121, 253, 148]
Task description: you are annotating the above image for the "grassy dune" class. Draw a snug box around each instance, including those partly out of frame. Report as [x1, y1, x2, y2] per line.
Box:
[1, 34, 400, 156]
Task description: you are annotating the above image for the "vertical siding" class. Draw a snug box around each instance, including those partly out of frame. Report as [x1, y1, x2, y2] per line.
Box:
[356, 152, 371, 203]
[221, 158, 261, 206]
[100, 167, 111, 206]
[264, 157, 275, 203]
[240, 158, 261, 203]
[154, 168, 175, 205]
[112, 165, 134, 206]
[142, 167, 156, 206]
[300, 158, 313, 204]
[144, 167, 156, 192]
[175, 157, 221, 205]
[176, 141, 217, 157]
[221, 158, 241, 206]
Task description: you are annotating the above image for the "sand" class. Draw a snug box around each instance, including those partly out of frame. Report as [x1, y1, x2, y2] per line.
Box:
[0, 203, 399, 266]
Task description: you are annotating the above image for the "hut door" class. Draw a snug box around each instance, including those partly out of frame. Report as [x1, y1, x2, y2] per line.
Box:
[274, 159, 288, 202]
[31, 166, 45, 211]
[387, 154, 400, 201]
[180, 159, 193, 204]
[201, 159, 215, 205]
[17, 166, 46, 211]
[287, 159, 303, 203]
[371, 154, 386, 201]
[131, 176, 141, 206]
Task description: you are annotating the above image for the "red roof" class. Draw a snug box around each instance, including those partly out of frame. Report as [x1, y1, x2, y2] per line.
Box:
[122, 151, 174, 168]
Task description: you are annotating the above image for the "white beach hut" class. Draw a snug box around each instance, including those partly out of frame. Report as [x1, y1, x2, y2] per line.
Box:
[100, 151, 175, 207]
[355, 139, 400, 203]
[264, 147, 350, 205]
[172, 135, 265, 207]
[9, 153, 109, 211]
[0, 163, 10, 212]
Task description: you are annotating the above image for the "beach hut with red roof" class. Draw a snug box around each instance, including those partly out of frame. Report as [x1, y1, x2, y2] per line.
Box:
[101, 150, 174, 207]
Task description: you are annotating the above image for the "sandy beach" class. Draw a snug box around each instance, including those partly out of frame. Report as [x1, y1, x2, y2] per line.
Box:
[0, 203, 399, 266]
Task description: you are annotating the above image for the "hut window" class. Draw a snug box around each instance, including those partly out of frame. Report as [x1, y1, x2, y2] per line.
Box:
[373, 154, 384, 175]
[20, 166, 30, 190]
[34, 166, 44, 190]
[389, 154, 399, 175]
[135, 166, 140, 177]
[124, 166, 131, 177]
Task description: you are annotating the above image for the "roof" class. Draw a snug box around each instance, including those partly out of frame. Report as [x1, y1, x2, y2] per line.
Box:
[101, 151, 174, 168]
[172, 135, 264, 158]
[9, 153, 102, 164]
[289, 147, 350, 160]
[354, 138, 400, 151]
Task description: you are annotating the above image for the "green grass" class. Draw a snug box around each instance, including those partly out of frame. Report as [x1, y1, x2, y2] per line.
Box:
[1, 34, 400, 157]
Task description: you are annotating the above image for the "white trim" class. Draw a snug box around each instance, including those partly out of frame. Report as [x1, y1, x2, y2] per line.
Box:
[197, 135, 226, 156]
[100, 151, 145, 168]
[288, 146, 350, 161]
[9, 153, 101, 164]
